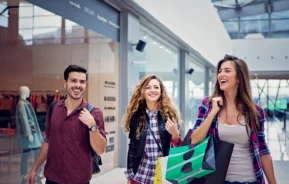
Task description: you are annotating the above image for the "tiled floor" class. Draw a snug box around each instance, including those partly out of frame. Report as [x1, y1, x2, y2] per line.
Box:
[1, 119, 289, 184]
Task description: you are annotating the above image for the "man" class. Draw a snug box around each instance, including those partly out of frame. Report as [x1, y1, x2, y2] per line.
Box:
[26, 65, 107, 184]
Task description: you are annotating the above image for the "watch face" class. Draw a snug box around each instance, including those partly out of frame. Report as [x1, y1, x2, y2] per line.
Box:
[91, 125, 97, 131]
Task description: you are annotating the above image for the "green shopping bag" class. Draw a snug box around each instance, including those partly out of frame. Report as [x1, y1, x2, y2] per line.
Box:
[165, 136, 215, 184]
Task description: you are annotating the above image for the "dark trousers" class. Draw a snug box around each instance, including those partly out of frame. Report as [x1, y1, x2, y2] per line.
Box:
[224, 181, 258, 184]
[46, 179, 90, 184]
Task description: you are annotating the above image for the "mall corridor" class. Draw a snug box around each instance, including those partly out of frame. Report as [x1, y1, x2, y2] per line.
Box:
[1, 0, 289, 183]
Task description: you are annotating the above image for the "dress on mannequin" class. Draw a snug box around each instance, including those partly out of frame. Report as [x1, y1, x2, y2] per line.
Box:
[15, 86, 43, 183]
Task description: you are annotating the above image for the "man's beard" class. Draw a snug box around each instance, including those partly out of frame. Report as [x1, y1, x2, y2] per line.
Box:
[66, 87, 83, 100]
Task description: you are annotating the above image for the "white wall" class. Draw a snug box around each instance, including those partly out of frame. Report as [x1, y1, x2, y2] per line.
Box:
[233, 39, 289, 71]
[133, 0, 233, 65]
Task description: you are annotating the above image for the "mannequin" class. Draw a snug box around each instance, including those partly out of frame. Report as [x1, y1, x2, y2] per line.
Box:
[16, 86, 43, 184]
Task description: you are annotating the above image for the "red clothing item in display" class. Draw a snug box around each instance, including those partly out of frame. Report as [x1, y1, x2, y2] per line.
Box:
[0, 95, 13, 110]
[44, 99, 106, 184]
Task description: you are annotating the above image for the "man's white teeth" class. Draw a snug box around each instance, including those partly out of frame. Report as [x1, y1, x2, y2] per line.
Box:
[74, 90, 80, 92]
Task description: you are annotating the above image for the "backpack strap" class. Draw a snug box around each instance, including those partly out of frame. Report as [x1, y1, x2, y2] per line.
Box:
[87, 104, 94, 112]
[49, 101, 58, 121]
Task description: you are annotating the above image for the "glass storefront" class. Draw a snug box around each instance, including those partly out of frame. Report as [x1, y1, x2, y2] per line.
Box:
[251, 79, 289, 120]
[128, 26, 180, 105]
[0, 1, 119, 183]
[184, 57, 206, 133]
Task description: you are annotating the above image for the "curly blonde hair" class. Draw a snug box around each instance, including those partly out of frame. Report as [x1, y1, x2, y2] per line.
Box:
[123, 74, 182, 139]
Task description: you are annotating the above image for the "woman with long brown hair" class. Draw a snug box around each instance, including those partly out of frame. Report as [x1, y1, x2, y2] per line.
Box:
[190, 55, 276, 184]
[123, 74, 182, 184]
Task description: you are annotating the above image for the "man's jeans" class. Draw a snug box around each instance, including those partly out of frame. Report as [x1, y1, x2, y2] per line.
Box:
[46, 179, 90, 184]
[224, 181, 258, 184]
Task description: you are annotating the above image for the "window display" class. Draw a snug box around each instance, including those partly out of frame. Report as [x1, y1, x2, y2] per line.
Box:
[0, 1, 120, 183]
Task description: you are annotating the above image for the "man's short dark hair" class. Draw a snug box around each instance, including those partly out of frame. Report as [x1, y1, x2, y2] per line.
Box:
[64, 65, 88, 81]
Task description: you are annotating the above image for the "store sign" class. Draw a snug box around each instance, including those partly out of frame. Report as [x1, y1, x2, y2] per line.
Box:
[27, 0, 120, 41]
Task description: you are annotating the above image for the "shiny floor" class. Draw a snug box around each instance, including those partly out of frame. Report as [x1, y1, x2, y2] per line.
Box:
[1, 119, 289, 184]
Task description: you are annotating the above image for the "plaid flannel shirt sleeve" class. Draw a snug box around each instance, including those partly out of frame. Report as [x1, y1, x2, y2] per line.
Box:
[124, 169, 134, 179]
[192, 98, 210, 132]
[256, 106, 270, 156]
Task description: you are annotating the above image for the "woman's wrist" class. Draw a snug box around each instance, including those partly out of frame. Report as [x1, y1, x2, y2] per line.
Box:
[172, 134, 180, 141]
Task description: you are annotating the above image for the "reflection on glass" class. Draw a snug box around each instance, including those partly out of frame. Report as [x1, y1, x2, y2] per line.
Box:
[185, 58, 205, 134]
[0, 16, 8, 28]
[0, 3, 8, 17]
[65, 26, 85, 38]
[19, 18, 33, 29]
[33, 16, 61, 28]
[66, 19, 79, 27]
[33, 28, 60, 39]
[133, 26, 180, 104]
[19, 6, 33, 17]
[34, 6, 55, 16]
[19, 29, 33, 40]
[1, 0, 120, 182]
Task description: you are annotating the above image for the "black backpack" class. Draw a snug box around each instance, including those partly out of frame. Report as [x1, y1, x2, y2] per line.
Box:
[48, 101, 102, 174]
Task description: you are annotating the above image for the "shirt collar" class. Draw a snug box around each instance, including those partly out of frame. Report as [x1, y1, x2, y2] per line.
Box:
[58, 98, 88, 110]
[146, 108, 158, 118]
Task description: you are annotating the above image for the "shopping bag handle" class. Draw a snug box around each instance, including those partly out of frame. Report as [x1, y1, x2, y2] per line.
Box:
[146, 121, 164, 155]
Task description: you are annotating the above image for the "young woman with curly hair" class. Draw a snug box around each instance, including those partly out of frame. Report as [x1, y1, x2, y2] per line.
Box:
[123, 74, 182, 184]
[190, 55, 276, 184]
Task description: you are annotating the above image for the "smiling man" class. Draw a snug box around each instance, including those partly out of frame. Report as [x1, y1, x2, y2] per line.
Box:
[26, 65, 107, 184]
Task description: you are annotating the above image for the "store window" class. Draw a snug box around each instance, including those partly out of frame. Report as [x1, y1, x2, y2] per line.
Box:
[128, 26, 180, 105]
[0, 2, 8, 28]
[185, 58, 205, 133]
[0, 1, 119, 183]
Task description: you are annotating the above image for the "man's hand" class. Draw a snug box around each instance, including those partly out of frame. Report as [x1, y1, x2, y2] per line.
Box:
[79, 108, 96, 128]
[165, 118, 179, 140]
[26, 170, 37, 184]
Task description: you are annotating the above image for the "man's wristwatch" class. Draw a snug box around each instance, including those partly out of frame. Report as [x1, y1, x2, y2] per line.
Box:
[89, 125, 98, 132]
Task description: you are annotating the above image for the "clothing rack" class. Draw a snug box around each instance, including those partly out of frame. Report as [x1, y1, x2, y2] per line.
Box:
[0, 90, 66, 93]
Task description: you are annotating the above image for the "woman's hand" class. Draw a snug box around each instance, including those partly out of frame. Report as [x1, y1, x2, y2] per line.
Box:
[165, 118, 179, 140]
[211, 96, 223, 114]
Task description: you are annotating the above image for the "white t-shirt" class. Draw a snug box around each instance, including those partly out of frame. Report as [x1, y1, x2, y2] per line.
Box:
[218, 117, 256, 182]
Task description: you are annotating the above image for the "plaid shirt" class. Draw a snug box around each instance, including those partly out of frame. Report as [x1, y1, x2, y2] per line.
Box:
[191, 97, 270, 184]
[125, 109, 163, 184]
[125, 109, 182, 183]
